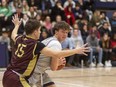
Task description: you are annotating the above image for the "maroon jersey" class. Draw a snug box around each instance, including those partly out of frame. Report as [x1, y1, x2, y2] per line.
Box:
[7, 35, 45, 77]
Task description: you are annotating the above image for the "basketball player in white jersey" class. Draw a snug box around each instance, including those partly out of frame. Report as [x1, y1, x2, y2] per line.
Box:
[28, 21, 89, 87]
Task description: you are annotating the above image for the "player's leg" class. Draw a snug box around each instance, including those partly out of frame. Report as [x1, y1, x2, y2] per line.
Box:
[3, 70, 30, 87]
[43, 73, 55, 87]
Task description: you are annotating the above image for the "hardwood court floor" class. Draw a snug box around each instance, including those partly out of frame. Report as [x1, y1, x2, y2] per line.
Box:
[0, 67, 116, 87]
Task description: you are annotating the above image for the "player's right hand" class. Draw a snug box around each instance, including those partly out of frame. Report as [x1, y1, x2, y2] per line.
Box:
[76, 43, 90, 56]
[12, 14, 22, 26]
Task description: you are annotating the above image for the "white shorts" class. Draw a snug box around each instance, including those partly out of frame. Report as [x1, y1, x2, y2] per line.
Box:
[29, 72, 54, 87]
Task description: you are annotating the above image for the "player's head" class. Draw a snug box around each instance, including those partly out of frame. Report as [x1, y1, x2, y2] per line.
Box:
[53, 21, 70, 42]
[25, 19, 41, 40]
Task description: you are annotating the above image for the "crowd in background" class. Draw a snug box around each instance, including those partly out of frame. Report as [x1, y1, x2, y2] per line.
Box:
[0, 0, 116, 68]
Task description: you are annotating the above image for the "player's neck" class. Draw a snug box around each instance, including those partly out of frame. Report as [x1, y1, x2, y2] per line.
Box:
[54, 35, 62, 43]
[26, 34, 37, 40]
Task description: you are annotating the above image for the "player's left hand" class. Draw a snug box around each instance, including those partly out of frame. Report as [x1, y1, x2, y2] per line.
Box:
[58, 57, 66, 66]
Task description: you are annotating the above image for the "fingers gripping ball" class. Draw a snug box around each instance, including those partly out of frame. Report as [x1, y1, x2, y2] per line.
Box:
[57, 57, 66, 70]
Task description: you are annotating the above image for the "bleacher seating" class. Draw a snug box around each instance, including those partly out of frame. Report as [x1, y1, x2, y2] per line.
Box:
[0, 42, 9, 67]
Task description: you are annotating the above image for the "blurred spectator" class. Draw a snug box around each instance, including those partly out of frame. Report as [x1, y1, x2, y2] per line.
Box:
[84, 9, 93, 21]
[50, 1, 66, 22]
[0, 0, 12, 29]
[111, 33, 116, 59]
[10, 4, 24, 18]
[90, 10, 101, 27]
[73, 3, 83, 21]
[22, 14, 29, 34]
[39, 26, 49, 41]
[71, 23, 81, 36]
[22, 0, 29, 14]
[78, 18, 88, 29]
[61, 37, 73, 67]
[70, 28, 89, 67]
[52, 15, 63, 28]
[86, 31, 103, 67]
[71, 29, 83, 49]
[80, 23, 89, 43]
[27, 6, 37, 19]
[27, 0, 39, 9]
[50, 0, 58, 7]
[0, 27, 11, 62]
[61, 37, 73, 50]
[43, 15, 54, 36]
[83, 0, 95, 12]
[63, 0, 76, 8]
[43, 15, 52, 32]
[64, 4, 75, 26]
[0, 27, 10, 51]
[110, 11, 116, 34]
[55, 15, 62, 22]
[98, 22, 111, 38]
[99, 33, 112, 67]
[33, 0, 52, 15]
[76, 0, 84, 9]
[69, 24, 81, 66]
[36, 13, 43, 25]
[9, 0, 21, 13]
[90, 25, 101, 39]
[98, 12, 111, 29]
[10, 5, 24, 34]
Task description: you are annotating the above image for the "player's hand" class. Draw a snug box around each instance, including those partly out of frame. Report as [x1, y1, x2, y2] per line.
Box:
[57, 57, 66, 70]
[58, 57, 66, 66]
[76, 43, 90, 56]
[12, 14, 22, 26]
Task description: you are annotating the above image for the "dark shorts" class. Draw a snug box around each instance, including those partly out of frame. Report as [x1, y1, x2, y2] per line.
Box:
[2, 70, 30, 87]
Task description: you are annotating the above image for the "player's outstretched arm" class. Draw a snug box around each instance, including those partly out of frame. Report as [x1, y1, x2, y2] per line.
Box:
[11, 14, 22, 42]
[40, 43, 90, 59]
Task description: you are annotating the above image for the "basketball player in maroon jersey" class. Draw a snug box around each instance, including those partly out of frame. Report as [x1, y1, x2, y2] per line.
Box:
[2, 14, 89, 87]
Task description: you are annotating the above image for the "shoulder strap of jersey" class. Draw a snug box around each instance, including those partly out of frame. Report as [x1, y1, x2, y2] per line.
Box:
[46, 38, 57, 46]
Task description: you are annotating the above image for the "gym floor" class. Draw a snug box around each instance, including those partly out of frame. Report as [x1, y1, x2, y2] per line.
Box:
[0, 67, 116, 87]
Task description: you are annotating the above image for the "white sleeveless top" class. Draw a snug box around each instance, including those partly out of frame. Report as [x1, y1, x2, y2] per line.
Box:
[34, 36, 62, 73]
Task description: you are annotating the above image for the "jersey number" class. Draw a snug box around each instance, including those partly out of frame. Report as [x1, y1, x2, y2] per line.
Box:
[15, 44, 27, 58]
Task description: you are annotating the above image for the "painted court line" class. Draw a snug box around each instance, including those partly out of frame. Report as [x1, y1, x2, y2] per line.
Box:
[56, 81, 89, 87]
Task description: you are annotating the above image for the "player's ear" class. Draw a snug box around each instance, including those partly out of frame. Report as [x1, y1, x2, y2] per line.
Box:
[55, 30, 58, 35]
[33, 29, 38, 36]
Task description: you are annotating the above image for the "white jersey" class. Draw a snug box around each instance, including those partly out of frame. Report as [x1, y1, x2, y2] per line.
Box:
[29, 36, 62, 86]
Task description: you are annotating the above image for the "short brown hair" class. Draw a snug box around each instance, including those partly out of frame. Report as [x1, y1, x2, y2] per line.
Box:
[25, 19, 41, 35]
[53, 21, 70, 34]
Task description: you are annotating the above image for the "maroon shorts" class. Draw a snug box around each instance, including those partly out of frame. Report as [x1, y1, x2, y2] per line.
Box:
[2, 70, 30, 87]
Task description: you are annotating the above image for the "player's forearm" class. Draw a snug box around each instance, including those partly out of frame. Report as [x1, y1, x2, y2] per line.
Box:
[55, 49, 78, 58]
[11, 25, 20, 42]
[41, 47, 78, 59]
[50, 58, 59, 71]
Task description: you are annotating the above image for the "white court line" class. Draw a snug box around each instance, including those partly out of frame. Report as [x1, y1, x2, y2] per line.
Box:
[56, 81, 89, 87]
